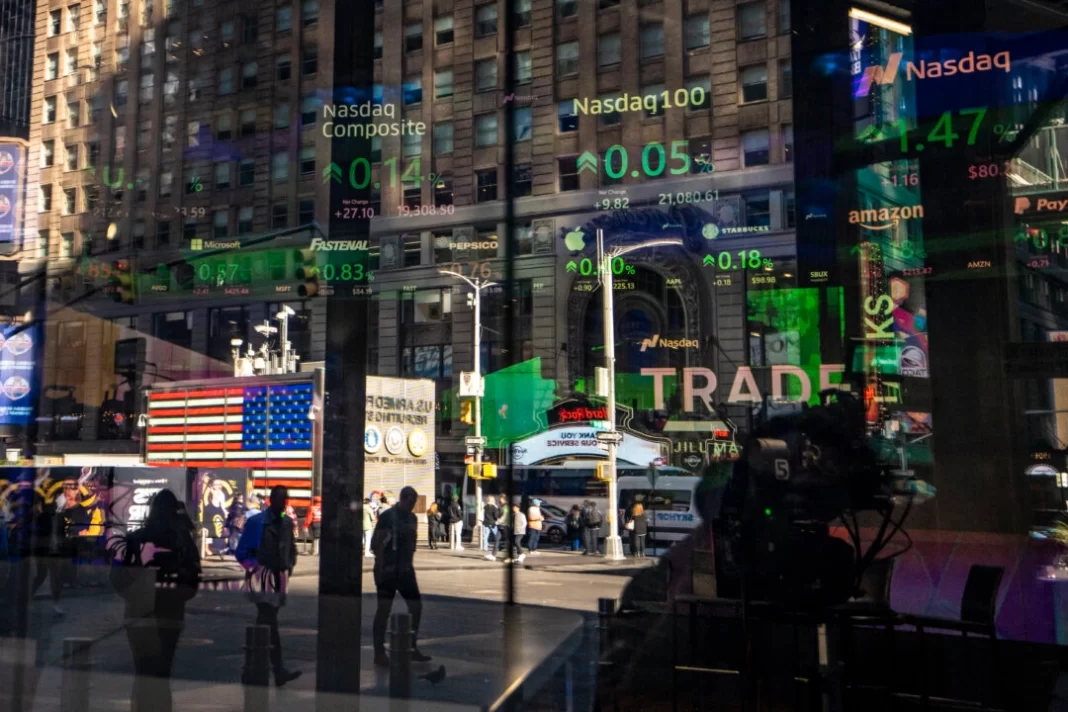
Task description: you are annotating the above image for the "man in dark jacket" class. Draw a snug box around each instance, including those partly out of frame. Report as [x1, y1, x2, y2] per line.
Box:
[481, 495, 499, 557]
[236, 486, 301, 686]
[372, 486, 432, 666]
[447, 496, 464, 551]
[581, 501, 602, 555]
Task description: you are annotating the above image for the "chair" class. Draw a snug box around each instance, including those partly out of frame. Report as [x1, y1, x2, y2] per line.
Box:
[832, 557, 902, 707]
[899, 564, 1005, 711]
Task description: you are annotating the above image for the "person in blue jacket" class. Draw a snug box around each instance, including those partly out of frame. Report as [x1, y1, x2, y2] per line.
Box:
[235, 485, 301, 687]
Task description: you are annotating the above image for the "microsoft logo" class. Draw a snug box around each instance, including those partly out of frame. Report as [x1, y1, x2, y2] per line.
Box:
[190, 238, 203, 251]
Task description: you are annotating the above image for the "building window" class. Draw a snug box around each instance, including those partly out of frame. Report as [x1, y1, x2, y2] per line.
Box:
[66, 143, 79, 170]
[402, 131, 421, 158]
[302, 47, 317, 76]
[559, 156, 579, 191]
[782, 123, 793, 163]
[738, 2, 767, 40]
[207, 307, 249, 361]
[49, 9, 62, 36]
[64, 48, 77, 76]
[302, 0, 318, 25]
[434, 69, 454, 99]
[404, 23, 423, 52]
[780, 59, 792, 98]
[157, 220, 171, 244]
[744, 191, 771, 227]
[475, 59, 497, 92]
[40, 185, 52, 212]
[215, 161, 231, 189]
[642, 84, 665, 117]
[272, 204, 288, 229]
[740, 64, 768, 103]
[238, 206, 253, 235]
[277, 6, 292, 33]
[67, 3, 80, 30]
[63, 188, 77, 215]
[686, 76, 711, 111]
[160, 170, 172, 196]
[403, 76, 422, 105]
[374, 32, 383, 59]
[276, 54, 292, 81]
[743, 129, 770, 166]
[476, 169, 497, 202]
[778, 0, 790, 34]
[42, 141, 55, 168]
[598, 34, 620, 67]
[242, 14, 257, 43]
[297, 146, 314, 178]
[46, 53, 59, 81]
[475, 114, 498, 147]
[44, 97, 56, 124]
[685, 15, 710, 50]
[239, 159, 255, 186]
[433, 122, 454, 153]
[94, 0, 105, 24]
[60, 232, 75, 256]
[370, 136, 382, 162]
[515, 51, 532, 84]
[213, 210, 228, 237]
[183, 217, 197, 240]
[240, 108, 256, 136]
[641, 25, 664, 59]
[556, 41, 578, 75]
[403, 185, 421, 210]
[218, 67, 233, 94]
[783, 189, 795, 228]
[242, 61, 257, 88]
[556, 0, 577, 19]
[216, 113, 232, 140]
[302, 96, 318, 125]
[514, 108, 532, 141]
[558, 101, 578, 132]
[435, 16, 453, 44]
[220, 20, 234, 44]
[275, 103, 290, 129]
[515, 0, 531, 27]
[272, 152, 289, 182]
[139, 72, 154, 103]
[299, 199, 314, 223]
[598, 93, 621, 126]
[433, 176, 452, 206]
[514, 163, 532, 197]
[476, 4, 497, 36]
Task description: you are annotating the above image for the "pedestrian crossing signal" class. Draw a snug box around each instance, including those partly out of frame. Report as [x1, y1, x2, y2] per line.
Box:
[467, 463, 497, 480]
[460, 400, 474, 424]
[595, 463, 612, 481]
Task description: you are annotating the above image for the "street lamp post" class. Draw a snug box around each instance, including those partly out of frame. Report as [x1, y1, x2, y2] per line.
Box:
[596, 229, 682, 561]
[440, 270, 497, 550]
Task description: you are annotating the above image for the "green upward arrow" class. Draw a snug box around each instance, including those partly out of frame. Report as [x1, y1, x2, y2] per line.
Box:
[577, 151, 598, 175]
[702, 254, 715, 266]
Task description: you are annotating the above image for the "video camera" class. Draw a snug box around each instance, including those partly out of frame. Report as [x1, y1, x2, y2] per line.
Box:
[715, 390, 918, 608]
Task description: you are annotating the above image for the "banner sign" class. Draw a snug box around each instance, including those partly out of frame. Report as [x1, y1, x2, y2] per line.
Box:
[0, 322, 37, 425]
[0, 143, 24, 246]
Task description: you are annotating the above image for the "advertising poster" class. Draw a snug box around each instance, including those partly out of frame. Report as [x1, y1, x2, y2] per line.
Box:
[363, 376, 435, 534]
[192, 470, 248, 554]
[0, 143, 24, 246]
[111, 467, 187, 533]
[888, 273, 929, 378]
[0, 321, 37, 426]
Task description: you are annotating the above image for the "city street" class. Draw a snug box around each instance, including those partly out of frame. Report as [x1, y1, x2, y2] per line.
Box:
[1, 548, 649, 712]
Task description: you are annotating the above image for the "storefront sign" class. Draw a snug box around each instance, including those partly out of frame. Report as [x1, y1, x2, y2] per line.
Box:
[509, 425, 664, 466]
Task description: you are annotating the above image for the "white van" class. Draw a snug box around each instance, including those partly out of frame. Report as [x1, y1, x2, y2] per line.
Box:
[617, 473, 703, 555]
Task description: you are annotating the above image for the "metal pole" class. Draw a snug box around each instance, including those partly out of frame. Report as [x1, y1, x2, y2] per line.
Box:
[279, 310, 289, 374]
[243, 624, 270, 712]
[60, 638, 91, 712]
[600, 230, 624, 561]
[389, 613, 413, 701]
[473, 283, 484, 550]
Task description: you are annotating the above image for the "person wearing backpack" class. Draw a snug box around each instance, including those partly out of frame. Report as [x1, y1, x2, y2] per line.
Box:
[235, 485, 302, 687]
[110, 489, 201, 712]
[566, 505, 583, 551]
[526, 499, 545, 555]
[511, 504, 528, 564]
[582, 501, 603, 555]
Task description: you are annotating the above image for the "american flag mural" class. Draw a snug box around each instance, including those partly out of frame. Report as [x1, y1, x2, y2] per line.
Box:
[145, 382, 316, 506]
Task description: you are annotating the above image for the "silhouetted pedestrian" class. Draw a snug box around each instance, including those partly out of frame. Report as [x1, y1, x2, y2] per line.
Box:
[426, 501, 442, 550]
[448, 495, 464, 551]
[567, 505, 583, 551]
[582, 501, 602, 555]
[235, 485, 302, 687]
[372, 486, 432, 666]
[626, 502, 648, 558]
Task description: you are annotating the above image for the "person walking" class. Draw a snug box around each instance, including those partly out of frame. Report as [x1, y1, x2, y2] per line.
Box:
[494, 497, 510, 559]
[448, 495, 464, 551]
[303, 496, 323, 555]
[566, 505, 583, 552]
[372, 486, 432, 667]
[30, 494, 65, 616]
[582, 500, 602, 555]
[481, 495, 499, 557]
[235, 485, 302, 687]
[511, 504, 527, 564]
[109, 489, 201, 712]
[426, 502, 442, 550]
[362, 498, 376, 558]
[225, 495, 246, 555]
[626, 502, 648, 558]
[526, 499, 545, 555]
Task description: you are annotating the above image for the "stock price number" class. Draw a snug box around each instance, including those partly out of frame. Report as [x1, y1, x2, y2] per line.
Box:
[196, 262, 250, 285]
[175, 207, 207, 218]
[659, 190, 718, 206]
[397, 204, 456, 217]
[443, 261, 498, 279]
[968, 162, 1013, 180]
[307, 264, 369, 282]
[595, 198, 629, 210]
[339, 207, 376, 219]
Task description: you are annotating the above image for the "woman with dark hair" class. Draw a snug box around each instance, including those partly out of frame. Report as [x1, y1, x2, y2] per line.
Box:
[110, 489, 201, 712]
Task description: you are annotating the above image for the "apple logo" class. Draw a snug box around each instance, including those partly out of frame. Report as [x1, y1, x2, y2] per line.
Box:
[564, 229, 586, 252]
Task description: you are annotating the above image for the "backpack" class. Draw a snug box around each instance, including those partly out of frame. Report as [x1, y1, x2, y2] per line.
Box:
[588, 508, 603, 528]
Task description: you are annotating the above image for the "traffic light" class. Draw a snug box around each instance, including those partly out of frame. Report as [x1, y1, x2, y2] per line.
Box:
[595, 463, 612, 481]
[460, 399, 474, 424]
[466, 463, 497, 480]
[295, 249, 320, 297]
[112, 259, 135, 304]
